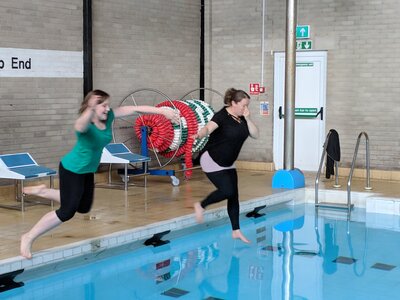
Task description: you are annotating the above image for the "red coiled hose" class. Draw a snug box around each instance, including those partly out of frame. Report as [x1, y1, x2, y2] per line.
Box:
[134, 114, 174, 153]
[134, 100, 199, 179]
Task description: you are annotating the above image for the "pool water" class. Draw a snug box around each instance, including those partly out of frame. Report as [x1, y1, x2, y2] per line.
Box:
[2, 202, 400, 299]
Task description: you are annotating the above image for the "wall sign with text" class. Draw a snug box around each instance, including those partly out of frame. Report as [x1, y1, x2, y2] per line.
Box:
[0, 48, 83, 78]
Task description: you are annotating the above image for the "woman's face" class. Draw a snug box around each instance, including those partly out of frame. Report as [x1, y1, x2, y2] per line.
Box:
[231, 97, 249, 116]
[94, 99, 110, 121]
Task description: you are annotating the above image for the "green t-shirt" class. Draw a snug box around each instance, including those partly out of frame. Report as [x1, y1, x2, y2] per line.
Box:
[61, 110, 115, 174]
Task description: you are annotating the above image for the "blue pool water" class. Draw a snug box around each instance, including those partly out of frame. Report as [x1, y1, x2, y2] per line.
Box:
[2, 202, 400, 299]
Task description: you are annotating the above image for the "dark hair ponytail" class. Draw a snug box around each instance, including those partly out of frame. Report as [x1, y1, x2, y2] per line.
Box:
[224, 88, 250, 105]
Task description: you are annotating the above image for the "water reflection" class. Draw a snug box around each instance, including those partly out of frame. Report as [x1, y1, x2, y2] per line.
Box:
[273, 212, 304, 300]
[314, 208, 368, 277]
[198, 254, 240, 300]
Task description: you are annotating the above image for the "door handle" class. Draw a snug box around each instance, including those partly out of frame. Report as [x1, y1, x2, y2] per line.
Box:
[316, 107, 323, 120]
[278, 106, 283, 119]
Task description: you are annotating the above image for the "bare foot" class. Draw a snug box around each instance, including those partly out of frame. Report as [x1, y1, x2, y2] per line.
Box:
[20, 233, 33, 259]
[194, 202, 204, 223]
[232, 229, 250, 244]
[23, 184, 46, 197]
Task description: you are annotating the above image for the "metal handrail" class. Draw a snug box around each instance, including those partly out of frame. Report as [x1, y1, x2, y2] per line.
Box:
[315, 130, 341, 208]
[315, 131, 332, 205]
[347, 132, 372, 211]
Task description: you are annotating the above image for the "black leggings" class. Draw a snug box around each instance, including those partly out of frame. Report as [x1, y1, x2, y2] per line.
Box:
[56, 162, 95, 222]
[200, 168, 240, 230]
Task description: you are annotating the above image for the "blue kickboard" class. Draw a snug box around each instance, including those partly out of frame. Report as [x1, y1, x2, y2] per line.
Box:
[105, 143, 130, 154]
[0, 153, 35, 168]
[10, 165, 57, 178]
[114, 153, 150, 162]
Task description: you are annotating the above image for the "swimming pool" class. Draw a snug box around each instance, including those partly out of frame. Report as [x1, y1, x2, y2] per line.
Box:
[2, 201, 400, 299]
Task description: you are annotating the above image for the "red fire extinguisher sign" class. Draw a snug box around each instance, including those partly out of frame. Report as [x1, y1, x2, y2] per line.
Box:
[249, 83, 260, 95]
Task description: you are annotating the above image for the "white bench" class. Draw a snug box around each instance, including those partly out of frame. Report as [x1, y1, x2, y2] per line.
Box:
[0, 153, 56, 211]
[98, 143, 151, 190]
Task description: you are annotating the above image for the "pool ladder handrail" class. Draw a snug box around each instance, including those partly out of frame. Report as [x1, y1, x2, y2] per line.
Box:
[315, 131, 342, 209]
[347, 131, 372, 207]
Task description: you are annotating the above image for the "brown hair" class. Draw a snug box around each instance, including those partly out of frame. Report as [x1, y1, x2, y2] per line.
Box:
[223, 88, 250, 106]
[79, 89, 110, 114]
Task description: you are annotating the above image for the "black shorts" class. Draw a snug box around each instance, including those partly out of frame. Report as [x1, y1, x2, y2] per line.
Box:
[56, 162, 94, 222]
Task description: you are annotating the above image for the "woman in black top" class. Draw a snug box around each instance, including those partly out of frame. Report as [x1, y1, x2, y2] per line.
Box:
[193, 88, 259, 243]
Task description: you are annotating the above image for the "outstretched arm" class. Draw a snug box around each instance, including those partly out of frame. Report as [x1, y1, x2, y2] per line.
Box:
[192, 120, 219, 139]
[113, 105, 180, 124]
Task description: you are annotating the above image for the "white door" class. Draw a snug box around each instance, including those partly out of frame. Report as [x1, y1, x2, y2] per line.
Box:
[273, 51, 327, 171]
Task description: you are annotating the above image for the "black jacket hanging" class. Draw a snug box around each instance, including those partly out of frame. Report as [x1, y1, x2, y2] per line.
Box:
[326, 129, 341, 179]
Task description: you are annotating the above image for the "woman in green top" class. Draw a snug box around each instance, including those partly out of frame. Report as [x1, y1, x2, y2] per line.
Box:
[21, 90, 180, 259]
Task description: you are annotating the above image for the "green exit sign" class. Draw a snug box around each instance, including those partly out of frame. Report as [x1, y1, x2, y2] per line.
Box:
[296, 40, 313, 50]
[295, 107, 318, 118]
[296, 25, 310, 39]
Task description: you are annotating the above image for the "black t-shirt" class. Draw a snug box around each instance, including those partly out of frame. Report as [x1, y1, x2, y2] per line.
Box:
[204, 107, 250, 167]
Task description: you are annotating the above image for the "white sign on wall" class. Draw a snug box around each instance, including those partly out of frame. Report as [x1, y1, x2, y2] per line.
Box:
[0, 48, 83, 78]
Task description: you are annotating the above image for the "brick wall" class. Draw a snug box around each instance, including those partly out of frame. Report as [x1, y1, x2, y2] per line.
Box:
[92, 0, 200, 103]
[0, 0, 399, 182]
[0, 0, 83, 174]
[206, 0, 400, 170]
[0, 0, 200, 186]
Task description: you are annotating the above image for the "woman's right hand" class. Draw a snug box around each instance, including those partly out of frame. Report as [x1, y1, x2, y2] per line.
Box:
[88, 95, 101, 110]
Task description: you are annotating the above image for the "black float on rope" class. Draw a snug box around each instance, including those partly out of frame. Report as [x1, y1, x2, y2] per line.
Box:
[144, 230, 171, 247]
[0, 269, 24, 292]
[246, 205, 266, 219]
